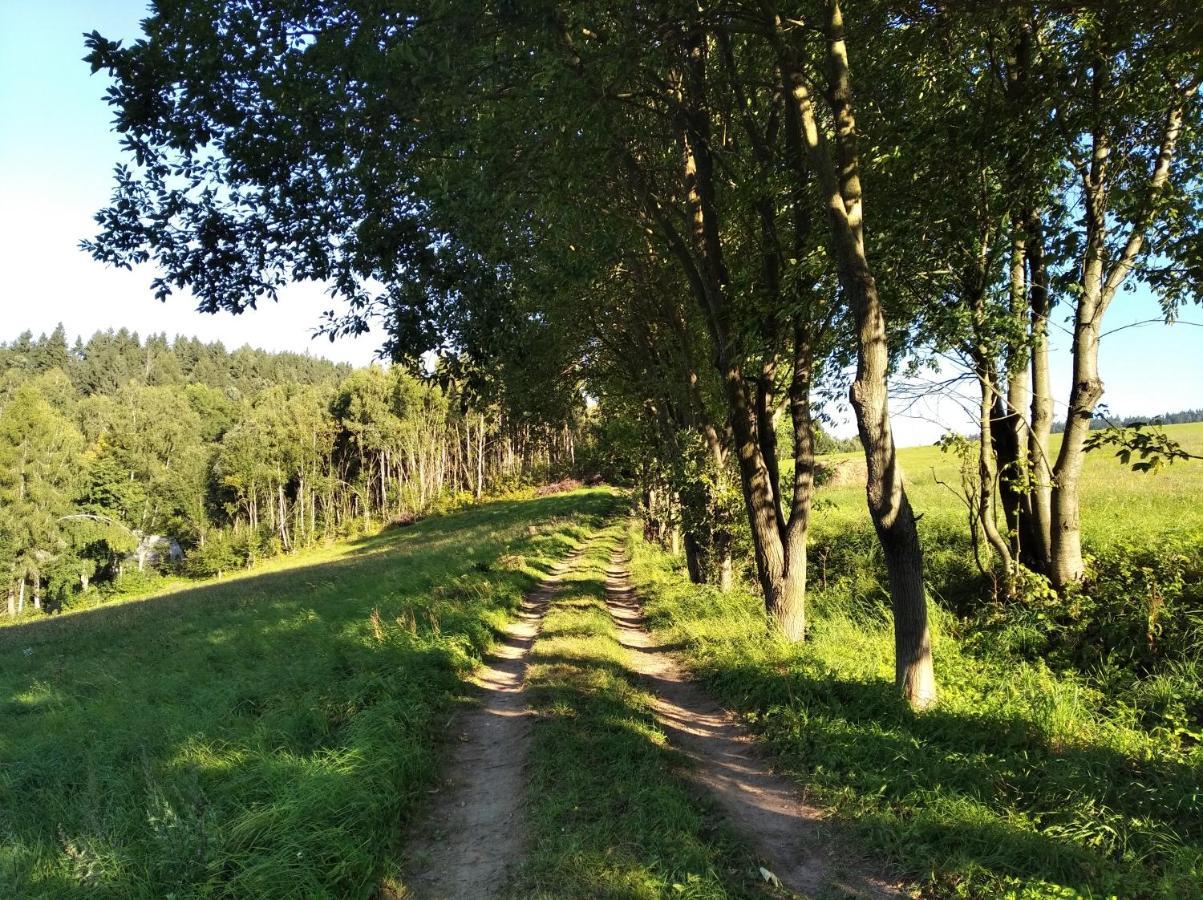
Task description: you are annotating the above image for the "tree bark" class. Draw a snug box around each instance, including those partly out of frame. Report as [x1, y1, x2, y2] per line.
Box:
[1021, 209, 1055, 575]
[1049, 76, 1184, 589]
[771, 0, 935, 704]
[683, 531, 705, 584]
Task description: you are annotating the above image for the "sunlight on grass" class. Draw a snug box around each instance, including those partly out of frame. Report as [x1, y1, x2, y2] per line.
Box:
[515, 528, 775, 899]
[627, 510, 1203, 898]
[0, 489, 618, 899]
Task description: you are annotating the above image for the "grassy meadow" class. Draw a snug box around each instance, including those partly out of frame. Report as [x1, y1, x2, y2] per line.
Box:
[816, 422, 1203, 550]
[2, 426, 1199, 899]
[0, 489, 618, 898]
[627, 423, 1203, 898]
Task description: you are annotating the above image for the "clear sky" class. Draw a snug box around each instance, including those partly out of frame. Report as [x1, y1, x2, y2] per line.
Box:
[1, 1, 1199, 445]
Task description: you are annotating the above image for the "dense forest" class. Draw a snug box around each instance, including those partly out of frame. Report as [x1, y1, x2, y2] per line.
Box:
[0, 326, 584, 614]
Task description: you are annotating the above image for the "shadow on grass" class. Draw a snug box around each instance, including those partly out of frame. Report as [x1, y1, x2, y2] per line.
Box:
[699, 658, 1203, 894]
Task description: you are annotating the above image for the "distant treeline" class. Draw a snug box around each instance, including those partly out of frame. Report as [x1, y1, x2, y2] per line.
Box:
[1051, 409, 1203, 433]
[1, 326, 584, 616]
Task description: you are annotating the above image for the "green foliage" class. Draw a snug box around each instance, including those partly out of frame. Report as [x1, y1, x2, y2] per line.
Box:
[181, 532, 242, 579]
[1084, 420, 1200, 473]
[1, 329, 586, 619]
[0, 489, 617, 898]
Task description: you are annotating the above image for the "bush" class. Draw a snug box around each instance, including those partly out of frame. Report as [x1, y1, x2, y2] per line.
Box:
[183, 532, 240, 578]
[104, 567, 170, 598]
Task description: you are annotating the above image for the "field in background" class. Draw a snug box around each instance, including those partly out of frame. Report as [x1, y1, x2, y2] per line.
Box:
[817, 422, 1203, 548]
[0, 489, 617, 898]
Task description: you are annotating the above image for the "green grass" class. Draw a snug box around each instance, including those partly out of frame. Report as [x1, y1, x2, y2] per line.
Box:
[627, 514, 1203, 899]
[513, 526, 776, 899]
[816, 422, 1203, 552]
[0, 488, 619, 899]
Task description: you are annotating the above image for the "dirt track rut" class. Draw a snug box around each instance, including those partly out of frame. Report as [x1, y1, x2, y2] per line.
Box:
[400, 544, 588, 899]
[603, 549, 901, 899]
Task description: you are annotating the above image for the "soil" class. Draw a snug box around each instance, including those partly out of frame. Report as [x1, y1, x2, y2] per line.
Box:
[602, 550, 903, 899]
[398, 545, 588, 899]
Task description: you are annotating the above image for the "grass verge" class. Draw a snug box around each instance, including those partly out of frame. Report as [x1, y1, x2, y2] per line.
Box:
[513, 527, 778, 899]
[0, 488, 617, 899]
[625, 523, 1203, 899]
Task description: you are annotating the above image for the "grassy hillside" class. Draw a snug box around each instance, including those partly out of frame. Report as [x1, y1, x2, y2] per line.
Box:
[0, 489, 618, 898]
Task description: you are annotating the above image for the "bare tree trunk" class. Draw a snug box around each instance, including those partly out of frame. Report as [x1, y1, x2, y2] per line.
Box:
[1050, 69, 1183, 590]
[716, 535, 734, 592]
[996, 232, 1029, 546]
[976, 360, 1015, 594]
[848, 277, 935, 706]
[278, 483, 290, 549]
[476, 414, 485, 499]
[17, 579, 25, 615]
[726, 372, 806, 641]
[1025, 210, 1055, 573]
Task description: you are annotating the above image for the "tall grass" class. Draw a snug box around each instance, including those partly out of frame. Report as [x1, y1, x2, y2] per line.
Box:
[0, 489, 618, 899]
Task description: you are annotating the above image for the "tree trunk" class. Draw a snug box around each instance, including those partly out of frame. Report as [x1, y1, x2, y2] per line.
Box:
[476, 414, 485, 499]
[769, 549, 806, 641]
[683, 532, 705, 584]
[1050, 309, 1103, 589]
[976, 359, 1016, 595]
[1024, 210, 1055, 573]
[773, 0, 935, 705]
[716, 535, 734, 593]
[996, 232, 1028, 546]
[726, 373, 806, 642]
[829, 42, 935, 705]
[848, 277, 936, 707]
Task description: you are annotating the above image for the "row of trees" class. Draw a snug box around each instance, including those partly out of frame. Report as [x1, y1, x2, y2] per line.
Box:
[1, 331, 584, 615]
[85, 0, 1202, 706]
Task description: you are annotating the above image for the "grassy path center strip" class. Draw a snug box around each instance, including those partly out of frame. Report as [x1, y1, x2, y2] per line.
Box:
[514, 528, 778, 899]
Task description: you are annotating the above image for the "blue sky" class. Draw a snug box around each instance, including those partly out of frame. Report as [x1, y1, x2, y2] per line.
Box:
[0, 0, 1199, 445]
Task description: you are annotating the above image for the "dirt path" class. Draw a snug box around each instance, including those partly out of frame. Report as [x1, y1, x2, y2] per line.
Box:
[400, 544, 589, 899]
[603, 551, 902, 899]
